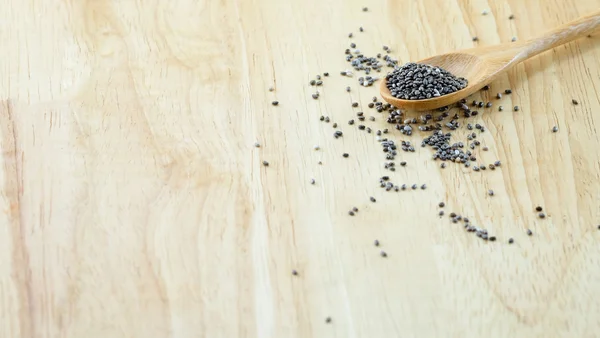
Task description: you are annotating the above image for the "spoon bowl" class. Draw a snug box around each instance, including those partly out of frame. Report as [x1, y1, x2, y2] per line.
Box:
[380, 9, 600, 111]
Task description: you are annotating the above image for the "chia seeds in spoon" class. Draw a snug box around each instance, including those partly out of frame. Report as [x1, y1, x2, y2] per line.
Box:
[386, 62, 468, 100]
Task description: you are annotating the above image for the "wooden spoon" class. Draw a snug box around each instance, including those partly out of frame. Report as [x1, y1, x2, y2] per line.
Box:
[380, 10, 600, 111]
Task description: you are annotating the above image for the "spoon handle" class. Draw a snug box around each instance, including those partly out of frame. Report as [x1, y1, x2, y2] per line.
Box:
[519, 9, 600, 61]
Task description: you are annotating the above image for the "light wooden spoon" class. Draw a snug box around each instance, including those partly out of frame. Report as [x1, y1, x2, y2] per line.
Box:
[380, 10, 600, 111]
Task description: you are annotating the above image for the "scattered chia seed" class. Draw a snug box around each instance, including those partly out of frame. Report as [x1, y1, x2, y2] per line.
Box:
[439, 202, 445, 207]
[572, 99, 579, 105]
[380, 251, 387, 258]
[411, 184, 418, 190]
[508, 238, 514, 244]
[489, 236, 496, 241]
[488, 189, 494, 196]
[352, 207, 359, 212]
[482, 146, 489, 151]
[535, 206, 543, 212]
[292, 270, 298, 276]
[494, 160, 501, 166]
[486, 102, 492, 108]
[271, 101, 279, 106]
[498, 106, 503, 111]
[262, 161, 269, 166]
[511, 37, 517, 42]
[421, 184, 427, 190]
[538, 212, 546, 219]
[505, 89, 512, 94]
[514, 106, 519, 111]
[370, 196, 376, 202]
[374, 240, 380, 246]
[496, 93, 502, 99]
[385, 62, 468, 100]
[352, 102, 359, 107]
[310, 178, 315, 185]
[325, 317, 332, 324]
[439, 210, 444, 216]
[343, 153, 349, 158]
[312, 93, 319, 99]
[527, 229, 533, 236]
[362, 7, 368, 11]
[349, 211, 355, 216]
[472, 36, 479, 42]
[482, 9, 489, 15]
[552, 126, 558, 132]
[268, 86, 274, 92]
[359, 27, 364, 32]
[254, 142, 261, 148]
[509, 14, 515, 20]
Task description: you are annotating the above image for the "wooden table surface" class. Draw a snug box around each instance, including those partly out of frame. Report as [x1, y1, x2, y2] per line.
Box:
[2, 0, 600, 337]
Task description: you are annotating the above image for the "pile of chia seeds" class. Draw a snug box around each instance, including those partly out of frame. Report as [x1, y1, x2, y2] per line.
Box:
[386, 62, 468, 100]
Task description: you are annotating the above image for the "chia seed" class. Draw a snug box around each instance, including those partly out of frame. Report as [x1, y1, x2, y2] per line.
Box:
[385, 62, 468, 100]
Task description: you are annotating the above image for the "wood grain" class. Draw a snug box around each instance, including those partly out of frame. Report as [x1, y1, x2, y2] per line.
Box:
[1, 0, 600, 337]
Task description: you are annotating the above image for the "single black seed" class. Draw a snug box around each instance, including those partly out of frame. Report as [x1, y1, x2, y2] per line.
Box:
[552, 126, 558, 133]
[310, 178, 315, 185]
[370, 196, 376, 202]
[527, 229, 533, 236]
[262, 161, 269, 166]
[362, 7, 368, 11]
[292, 270, 298, 276]
[332, 123, 338, 128]
[348, 120, 355, 125]
[346, 86, 351, 92]
[352, 102, 359, 107]
[348, 33, 353, 38]
[482, 85, 489, 90]
[310, 80, 316, 86]
[439, 210, 444, 216]
[597, 225, 600, 230]
[535, 206, 543, 212]
[325, 317, 332, 324]
[411, 184, 417, 190]
[572, 99, 579, 105]
[272, 101, 279, 106]
[312, 93, 319, 99]
[374, 240, 380, 246]
[359, 27, 364, 32]
[349, 211, 355, 216]
[486, 102, 492, 108]
[325, 117, 330, 123]
[514, 106, 519, 111]
[440, 163, 447, 169]
[478, 101, 484, 108]
[320, 116, 325, 121]
[489, 236, 497, 242]
[450, 212, 457, 218]
[420, 184, 427, 190]
[472, 36, 479, 42]
[496, 93, 502, 99]
[400, 161, 407, 166]
[494, 160, 501, 166]
[324, 72, 329, 76]
[505, 89, 512, 94]
[380, 251, 387, 258]
[352, 207, 359, 212]
[538, 212, 546, 219]
[439, 202, 445, 208]
[254, 142, 261, 148]
[499, 106, 504, 111]
[343, 153, 349, 158]
[350, 43, 356, 48]
[488, 189, 495, 196]
[509, 14, 515, 20]
[508, 238, 514, 244]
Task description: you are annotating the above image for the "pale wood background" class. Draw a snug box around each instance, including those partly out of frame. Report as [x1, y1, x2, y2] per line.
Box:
[1, 0, 600, 337]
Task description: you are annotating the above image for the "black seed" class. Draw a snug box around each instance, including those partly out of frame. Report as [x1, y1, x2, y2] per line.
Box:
[496, 93, 502, 99]
[508, 238, 514, 244]
[486, 102, 492, 108]
[552, 126, 558, 133]
[450, 212, 457, 218]
[494, 160, 501, 166]
[374, 240, 380, 246]
[348, 120, 355, 125]
[527, 229, 533, 236]
[538, 212, 546, 219]
[320, 116, 325, 121]
[370, 196, 376, 202]
[324, 72, 329, 76]
[312, 93, 319, 99]
[505, 89, 512, 94]
[489, 236, 496, 241]
[352, 207, 359, 212]
[359, 27, 364, 32]
[352, 102, 359, 107]
[535, 206, 543, 212]
[332, 123, 338, 128]
[482, 85, 489, 90]
[262, 161, 269, 166]
[325, 317, 332, 323]
[380, 251, 387, 257]
[362, 7, 368, 11]
[439, 202, 445, 208]
[343, 153, 349, 158]
[310, 178, 315, 185]
[310, 80, 316, 86]
[292, 270, 298, 276]
[513, 106, 519, 111]
[509, 14, 515, 20]
[420, 184, 427, 190]
[411, 184, 417, 190]
[498, 106, 503, 111]
[439, 210, 444, 216]
[272, 101, 279, 106]
[349, 211, 355, 216]
[400, 161, 407, 166]
[472, 36, 479, 42]
[572, 99, 579, 105]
